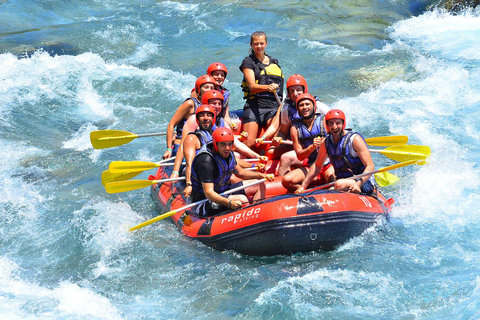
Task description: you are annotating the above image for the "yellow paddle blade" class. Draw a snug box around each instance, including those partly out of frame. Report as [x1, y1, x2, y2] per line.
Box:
[365, 135, 408, 146]
[90, 130, 138, 149]
[101, 170, 143, 186]
[374, 171, 400, 187]
[379, 145, 430, 164]
[129, 209, 178, 231]
[109, 161, 159, 173]
[105, 179, 156, 194]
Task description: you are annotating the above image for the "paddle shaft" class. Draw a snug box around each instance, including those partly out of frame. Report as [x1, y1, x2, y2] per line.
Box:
[129, 178, 267, 231]
[304, 159, 419, 193]
[97, 132, 166, 141]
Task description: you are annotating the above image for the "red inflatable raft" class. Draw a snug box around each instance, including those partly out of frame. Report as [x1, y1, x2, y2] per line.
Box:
[149, 164, 395, 256]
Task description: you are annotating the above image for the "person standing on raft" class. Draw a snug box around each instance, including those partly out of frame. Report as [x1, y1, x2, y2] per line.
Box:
[191, 127, 274, 216]
[295, 109, 376, 195]
[239, 31, 284, 148]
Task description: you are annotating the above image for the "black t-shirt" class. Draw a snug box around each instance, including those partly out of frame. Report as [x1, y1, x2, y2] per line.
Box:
[193, 153, 219, 183]
[191, 152, 235, 202]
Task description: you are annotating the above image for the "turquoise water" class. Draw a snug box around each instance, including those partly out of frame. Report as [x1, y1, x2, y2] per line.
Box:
[1, 1, 480, 319]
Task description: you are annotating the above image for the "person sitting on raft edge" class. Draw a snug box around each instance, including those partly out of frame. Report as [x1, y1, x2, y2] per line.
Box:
[295, 109, 376, 195]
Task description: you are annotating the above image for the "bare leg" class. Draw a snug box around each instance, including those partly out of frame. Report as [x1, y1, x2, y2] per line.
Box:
[278, 150, 303, 176]
[281, 167, 308, 192]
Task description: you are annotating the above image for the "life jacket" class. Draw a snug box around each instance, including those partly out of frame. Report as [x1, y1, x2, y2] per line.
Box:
[191, 142, 237, 198]
[175, 97, 201, 139]
[325, 130, 367, 179]
[189, 129, 213, 154]
[293, 114, 327, 164]
[241, 54, 284, 101]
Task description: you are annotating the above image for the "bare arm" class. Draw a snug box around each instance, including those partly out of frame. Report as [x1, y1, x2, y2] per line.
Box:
[182, 134, 200, 197]
[202, 182, 231, 208]
[290, 126, 321, 161]
[171, 114, 197, 177]
[242, 67, 278, 94]
[233, 139, 261, 159]
[233, 164, 269, 181]
[163, 99, 195, 159]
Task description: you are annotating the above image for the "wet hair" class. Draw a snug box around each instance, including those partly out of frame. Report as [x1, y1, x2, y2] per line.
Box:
[250, 31, 267, 45]
[249, 31, 268, 55]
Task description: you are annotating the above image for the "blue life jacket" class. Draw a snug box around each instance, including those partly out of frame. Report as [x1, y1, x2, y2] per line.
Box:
[191, 142, 237, 198]
[175, 97, 201, 139]
[325, 130, 366, 179]
[293, 114, 326, 164]
[189, 129, 213, 155]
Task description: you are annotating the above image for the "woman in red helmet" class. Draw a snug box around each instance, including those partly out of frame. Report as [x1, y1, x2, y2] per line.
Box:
[239, 31, 284, 148]
[296, 109, 376, 195]
[163, 74, 215, 160]
[192, 62, 236, 130]
[190, 127, 273, 216]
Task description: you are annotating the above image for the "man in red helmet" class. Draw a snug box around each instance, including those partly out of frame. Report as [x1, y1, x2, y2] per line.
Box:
[281, 94, 334, 192]
[191, 127, 274, 216]
[296, 109, 376, 194]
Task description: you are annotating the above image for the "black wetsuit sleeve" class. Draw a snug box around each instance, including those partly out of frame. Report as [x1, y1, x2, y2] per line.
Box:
[193, 153, 218, 183]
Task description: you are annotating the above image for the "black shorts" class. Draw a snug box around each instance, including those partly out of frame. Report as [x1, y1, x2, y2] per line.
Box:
[242, 100, 277, 127]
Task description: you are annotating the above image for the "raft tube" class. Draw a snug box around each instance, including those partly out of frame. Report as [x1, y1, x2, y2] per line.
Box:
[149, 165, 394, 256]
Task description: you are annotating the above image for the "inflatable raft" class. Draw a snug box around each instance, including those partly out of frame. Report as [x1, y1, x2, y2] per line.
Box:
[149, 164, 394, 256]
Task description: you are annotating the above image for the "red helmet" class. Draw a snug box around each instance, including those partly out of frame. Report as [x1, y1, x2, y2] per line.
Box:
[212, 127, 234, 152]
[325, 109, 346, 133]
[206, 62, 228, 77]
[195, 74, 215, 94]
[201, 90, 224, 105]
[195, 104, 216, 127]
[286, 74, 308, 99]
[295, 93, 316, 110]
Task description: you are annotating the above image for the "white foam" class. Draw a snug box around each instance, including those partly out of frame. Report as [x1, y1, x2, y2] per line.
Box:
[390, 9, 480, 61]
[0, 256, 123, 319]
[72, 200, 143, 277]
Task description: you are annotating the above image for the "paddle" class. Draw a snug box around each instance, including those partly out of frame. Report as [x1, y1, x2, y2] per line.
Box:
[365, 135, 408, 146]
[109, 160, 186, 174]
[374, 171, 400, 187]
[101, 170, 143, 186]
[259, 136, 409, 148]
[302, 159, 420, 193]
[370, 145, 430, 163]
[90, 130, 167, 149]
[129, 178, 267, 231]
[105, 177, 186, 194]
